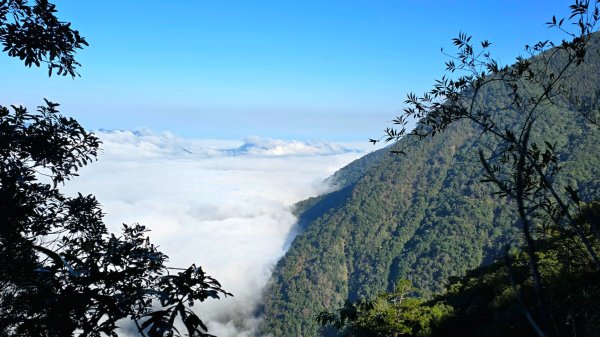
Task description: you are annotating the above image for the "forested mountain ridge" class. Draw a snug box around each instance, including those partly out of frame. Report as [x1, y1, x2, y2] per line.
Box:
[258, 34, 600, 337]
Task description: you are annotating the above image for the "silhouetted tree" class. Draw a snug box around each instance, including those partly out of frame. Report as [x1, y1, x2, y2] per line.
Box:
[378, 1, 600, 336]
[0, 0, 88, 76]
[0, 2, 230, 336]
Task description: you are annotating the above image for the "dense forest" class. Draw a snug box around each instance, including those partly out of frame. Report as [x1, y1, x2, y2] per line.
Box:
[259, 20, 600, 337]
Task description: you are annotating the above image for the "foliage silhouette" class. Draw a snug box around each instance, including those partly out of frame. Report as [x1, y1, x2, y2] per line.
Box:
[0, 0, 88, 76]
[378, 1, 600, 336]
[0, 2, 231, 336]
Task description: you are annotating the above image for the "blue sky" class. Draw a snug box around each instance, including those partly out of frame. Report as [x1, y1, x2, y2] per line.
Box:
[1, 0, 570, 140]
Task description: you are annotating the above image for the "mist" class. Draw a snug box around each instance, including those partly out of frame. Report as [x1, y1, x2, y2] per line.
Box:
[61, 129, 374, 336]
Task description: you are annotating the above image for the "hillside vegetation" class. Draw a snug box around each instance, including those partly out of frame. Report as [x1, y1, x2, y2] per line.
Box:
[259, 31, 600, 337]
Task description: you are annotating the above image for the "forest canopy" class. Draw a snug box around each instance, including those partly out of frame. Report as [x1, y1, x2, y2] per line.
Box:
[318, 1, 600, 337]
[260, 2, 600, 337]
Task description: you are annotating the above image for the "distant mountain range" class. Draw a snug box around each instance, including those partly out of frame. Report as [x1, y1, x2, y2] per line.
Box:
[93, 129, 360, 157]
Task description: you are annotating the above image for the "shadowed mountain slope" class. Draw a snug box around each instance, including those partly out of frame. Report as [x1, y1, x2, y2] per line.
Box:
[258, 36, 600, 337]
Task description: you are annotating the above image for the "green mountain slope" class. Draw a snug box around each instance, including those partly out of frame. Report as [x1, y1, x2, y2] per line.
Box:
[258, 38, 600, 337]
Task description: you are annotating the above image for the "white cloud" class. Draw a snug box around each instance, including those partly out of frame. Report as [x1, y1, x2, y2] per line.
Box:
[226, 136, 359, 156]
[62, 129, 375, 337]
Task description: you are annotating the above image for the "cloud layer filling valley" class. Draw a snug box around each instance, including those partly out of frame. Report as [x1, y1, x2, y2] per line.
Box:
[62, 129, 372, 337]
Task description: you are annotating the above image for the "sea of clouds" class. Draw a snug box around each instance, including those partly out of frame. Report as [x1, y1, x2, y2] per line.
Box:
[61, 129, 377, 337]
